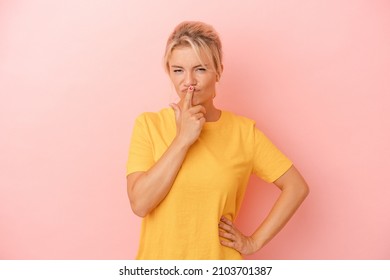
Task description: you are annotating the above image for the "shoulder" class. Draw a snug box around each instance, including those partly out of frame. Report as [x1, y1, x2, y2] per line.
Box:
[135, 108, 174, 125]
[222, 110, 256, 130]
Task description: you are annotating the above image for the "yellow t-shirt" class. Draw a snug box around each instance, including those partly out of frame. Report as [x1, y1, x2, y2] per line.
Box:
[126, 108, 292, 260]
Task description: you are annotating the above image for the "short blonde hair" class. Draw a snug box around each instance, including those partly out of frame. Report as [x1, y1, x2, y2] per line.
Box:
[164, 21, 223, 80]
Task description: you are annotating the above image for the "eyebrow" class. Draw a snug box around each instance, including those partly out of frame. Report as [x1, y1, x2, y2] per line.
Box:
[170, 64, 208, 69]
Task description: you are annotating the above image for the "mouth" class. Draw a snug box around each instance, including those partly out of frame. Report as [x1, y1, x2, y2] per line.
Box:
[181, 87, 199, 93]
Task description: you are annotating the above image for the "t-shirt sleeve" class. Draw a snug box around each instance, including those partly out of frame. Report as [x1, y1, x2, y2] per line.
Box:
[252, 125, 293, 183]
[126, 114, 155, 176]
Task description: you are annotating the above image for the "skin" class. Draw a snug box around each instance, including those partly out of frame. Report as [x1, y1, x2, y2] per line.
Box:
[127, 46, 309, 255]
[218, 166, 309, 254]
[168, 46, 221, 122]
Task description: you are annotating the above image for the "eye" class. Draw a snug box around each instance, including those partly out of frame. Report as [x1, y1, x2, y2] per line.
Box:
[196, 67, 207, 72]
[172, 69, 183, 73]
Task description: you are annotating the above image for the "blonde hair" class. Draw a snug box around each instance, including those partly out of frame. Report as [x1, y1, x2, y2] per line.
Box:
[164, 21, 223, 80]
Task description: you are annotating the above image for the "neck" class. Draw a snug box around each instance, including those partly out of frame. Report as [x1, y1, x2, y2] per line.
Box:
[178, 99, 221, 122]
[203, 103, 221, 122]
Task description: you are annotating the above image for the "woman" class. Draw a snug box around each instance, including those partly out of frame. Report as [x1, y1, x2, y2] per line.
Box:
[126, 21, 309, 260]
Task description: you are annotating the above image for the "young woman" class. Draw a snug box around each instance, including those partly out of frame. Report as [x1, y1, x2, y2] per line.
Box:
[126, 21, 309, 259]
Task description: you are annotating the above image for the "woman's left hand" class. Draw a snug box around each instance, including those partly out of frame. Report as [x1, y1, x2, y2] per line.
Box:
[218, 216, 259, 255]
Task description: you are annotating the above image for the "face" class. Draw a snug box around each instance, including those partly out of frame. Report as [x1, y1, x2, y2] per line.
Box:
[168, 46, 218, 107]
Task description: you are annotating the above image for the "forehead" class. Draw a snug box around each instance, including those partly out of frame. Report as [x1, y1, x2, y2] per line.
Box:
[168, 46, 210, 67]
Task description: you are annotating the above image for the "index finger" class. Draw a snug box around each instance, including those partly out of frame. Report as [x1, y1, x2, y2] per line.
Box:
[183, 86, 194, 111]
[220, 216, 233, 225]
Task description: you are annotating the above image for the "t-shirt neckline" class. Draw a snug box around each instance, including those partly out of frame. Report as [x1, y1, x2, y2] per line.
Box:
[167, 107, 225, 130]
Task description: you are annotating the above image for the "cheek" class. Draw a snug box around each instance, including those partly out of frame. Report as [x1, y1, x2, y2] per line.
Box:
[170, 76, 182, 88]
[202, 77, 216, 90]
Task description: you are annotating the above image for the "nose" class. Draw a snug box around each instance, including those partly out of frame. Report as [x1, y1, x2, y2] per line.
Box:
[184, 72, 196, 87]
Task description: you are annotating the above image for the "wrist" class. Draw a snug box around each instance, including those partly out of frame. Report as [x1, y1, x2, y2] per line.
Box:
[172, 136, 192, 151]
[250, 234, 267, 252]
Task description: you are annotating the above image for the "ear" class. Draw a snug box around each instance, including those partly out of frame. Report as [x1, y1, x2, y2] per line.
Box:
[216, 64, 224, 82]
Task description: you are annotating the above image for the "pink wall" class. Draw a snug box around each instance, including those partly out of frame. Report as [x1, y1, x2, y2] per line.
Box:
[1, 0, 389, 259]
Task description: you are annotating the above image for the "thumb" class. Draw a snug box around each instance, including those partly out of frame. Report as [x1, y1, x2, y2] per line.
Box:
[169, 103, 181, 123]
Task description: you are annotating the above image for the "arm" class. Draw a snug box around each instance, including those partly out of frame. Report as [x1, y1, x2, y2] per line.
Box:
[127, 138, 190, 217]
[127, 87, 206, 217]
[219, 165, 309, 255]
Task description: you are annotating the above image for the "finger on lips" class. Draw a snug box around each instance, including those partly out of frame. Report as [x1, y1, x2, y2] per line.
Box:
[183, 86, 194, 110]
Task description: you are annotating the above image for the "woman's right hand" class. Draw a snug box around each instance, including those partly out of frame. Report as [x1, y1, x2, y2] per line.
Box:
[170, 86, 206, 147]
[129, 87, 206, 217]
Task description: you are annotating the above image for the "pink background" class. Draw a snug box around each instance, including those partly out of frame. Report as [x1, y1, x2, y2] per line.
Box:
[1, 0, 389, 259]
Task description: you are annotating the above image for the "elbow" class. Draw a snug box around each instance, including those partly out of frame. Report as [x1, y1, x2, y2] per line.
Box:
[300, 181, 310, 200]
[285, 181, 309, 201]
[133, 209, 148, 218]
[127, 188, 149, 217]
[130, 200, 150, 218]
[127, 174, 150, 217]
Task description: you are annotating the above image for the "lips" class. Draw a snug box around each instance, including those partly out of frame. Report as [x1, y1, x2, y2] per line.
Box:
[181, 87, 198, 93]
